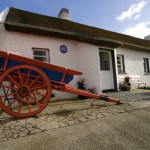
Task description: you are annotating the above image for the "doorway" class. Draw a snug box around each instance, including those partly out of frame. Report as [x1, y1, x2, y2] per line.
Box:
[99, 50, 114, 92]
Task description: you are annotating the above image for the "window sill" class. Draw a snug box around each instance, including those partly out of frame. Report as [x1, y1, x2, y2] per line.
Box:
[144, 73, 150, 75]
[118, 73, 127, 75]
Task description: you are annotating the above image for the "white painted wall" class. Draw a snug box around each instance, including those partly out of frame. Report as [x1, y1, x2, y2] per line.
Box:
[116, 48, 150, 89]
[0, 26, 102, 100]
[76, 43, 101, 93]
[2, 24, 150, 95]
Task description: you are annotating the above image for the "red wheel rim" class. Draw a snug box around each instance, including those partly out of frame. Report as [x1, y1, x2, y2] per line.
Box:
[0, 65, 51, 118]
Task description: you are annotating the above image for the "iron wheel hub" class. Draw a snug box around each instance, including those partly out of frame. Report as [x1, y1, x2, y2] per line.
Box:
[18, 87, 29, 97]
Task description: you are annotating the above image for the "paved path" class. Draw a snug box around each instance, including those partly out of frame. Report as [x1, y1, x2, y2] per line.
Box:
[0, 104, 150, 150]
[0, 100, 135, 142]
[0, 89, 150, 149]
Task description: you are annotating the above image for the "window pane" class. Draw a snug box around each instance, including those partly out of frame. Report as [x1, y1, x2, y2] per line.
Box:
[143, 58, 149, 73]
[117, 55, 125, 74]
[118, 69, 122, 74]
[117, 64, 121, 68]
[117, 57, 120, 61]
[33, 51, 46, 56]
[117, 61, 121, 64]
[100, 52, 110, 70]
[34, 56, 47, 62]
[33, 49, 49, 63]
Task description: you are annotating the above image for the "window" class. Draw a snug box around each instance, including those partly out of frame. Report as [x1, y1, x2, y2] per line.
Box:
[143, 58, 150, 73]
[117, 55, 125, 74]
[32, 48, 49, 63]
[100, 52, 110, 70]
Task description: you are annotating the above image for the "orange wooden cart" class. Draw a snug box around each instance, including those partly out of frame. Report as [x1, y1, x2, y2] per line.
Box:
[0, 50, 121, 118]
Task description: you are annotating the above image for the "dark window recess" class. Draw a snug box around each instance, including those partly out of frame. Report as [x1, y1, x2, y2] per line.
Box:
[143, 58, 150, 73]
[34, 51, 46, 56]
[34, 57, 47, 62]
[100, 52, 110, 71]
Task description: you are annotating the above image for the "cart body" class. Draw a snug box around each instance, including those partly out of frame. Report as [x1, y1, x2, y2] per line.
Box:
[0, 50, 82, 84]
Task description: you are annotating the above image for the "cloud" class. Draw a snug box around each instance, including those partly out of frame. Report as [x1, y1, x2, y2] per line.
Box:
[116, 1, 147, 22]
[133, 14, 141, 20]
[122, 21, 150, 38]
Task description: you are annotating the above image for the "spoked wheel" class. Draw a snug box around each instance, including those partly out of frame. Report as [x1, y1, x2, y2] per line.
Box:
[11, 83, 45, 105]
[0, 65, 51, 118]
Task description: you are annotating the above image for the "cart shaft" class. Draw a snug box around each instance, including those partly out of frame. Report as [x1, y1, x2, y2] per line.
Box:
[62, 85, 120, 103]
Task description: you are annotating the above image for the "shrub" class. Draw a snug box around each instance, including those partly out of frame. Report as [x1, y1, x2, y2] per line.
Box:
[119, 76, 131, 91]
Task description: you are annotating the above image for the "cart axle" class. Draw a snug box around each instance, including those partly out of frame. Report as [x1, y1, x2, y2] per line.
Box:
[18, 87, 30, 97]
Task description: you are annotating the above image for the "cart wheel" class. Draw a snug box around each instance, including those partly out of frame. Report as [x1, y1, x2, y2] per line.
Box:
[0, 65, 51, 118]
[11, 83, 45, 105]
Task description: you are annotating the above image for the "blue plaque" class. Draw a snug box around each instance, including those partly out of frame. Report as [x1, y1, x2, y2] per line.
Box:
[60, 45, 68, 53]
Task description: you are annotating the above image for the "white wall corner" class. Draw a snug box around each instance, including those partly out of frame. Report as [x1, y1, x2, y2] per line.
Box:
[0, 7, 10, 23]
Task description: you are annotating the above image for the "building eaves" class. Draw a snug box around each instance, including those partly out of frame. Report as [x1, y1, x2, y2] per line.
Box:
[4, 7, 150, 51]
[5, 21, 122, 48]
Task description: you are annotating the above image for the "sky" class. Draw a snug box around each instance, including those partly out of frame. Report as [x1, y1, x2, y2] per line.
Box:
[0, 0, 150, 39]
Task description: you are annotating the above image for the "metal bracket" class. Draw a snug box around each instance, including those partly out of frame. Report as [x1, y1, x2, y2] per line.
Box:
[99, 95, 109, 101]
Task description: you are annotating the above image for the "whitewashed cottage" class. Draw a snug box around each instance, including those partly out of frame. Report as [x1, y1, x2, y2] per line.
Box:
[1, 7, 150, 100]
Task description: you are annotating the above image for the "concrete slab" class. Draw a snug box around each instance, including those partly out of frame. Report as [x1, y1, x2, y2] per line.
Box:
[0, 89, 150, 150]
[0, 106, 150, 150]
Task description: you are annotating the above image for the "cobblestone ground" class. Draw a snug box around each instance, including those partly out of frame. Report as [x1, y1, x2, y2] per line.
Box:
[0, 103, 135, 142]
[0, 89, 149, 142]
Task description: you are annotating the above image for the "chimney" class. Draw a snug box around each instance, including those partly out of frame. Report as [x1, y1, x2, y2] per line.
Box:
[58, 8, 69, 20]
[0, 7, 10, 23]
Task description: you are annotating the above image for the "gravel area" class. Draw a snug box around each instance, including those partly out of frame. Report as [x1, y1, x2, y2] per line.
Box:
[106, 89, 150, 102]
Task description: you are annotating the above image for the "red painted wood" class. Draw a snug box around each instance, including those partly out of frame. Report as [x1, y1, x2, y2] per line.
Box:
[0, 65, 51, 118]
[62, 85, 120, 103]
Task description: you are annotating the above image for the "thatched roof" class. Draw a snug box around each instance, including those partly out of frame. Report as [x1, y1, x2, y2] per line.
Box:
[4, 7, 150, 51]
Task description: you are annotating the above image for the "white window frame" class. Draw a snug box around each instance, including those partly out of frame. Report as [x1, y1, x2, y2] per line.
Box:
[32, 48, 50, 63]
[117, 55, 125, 74]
